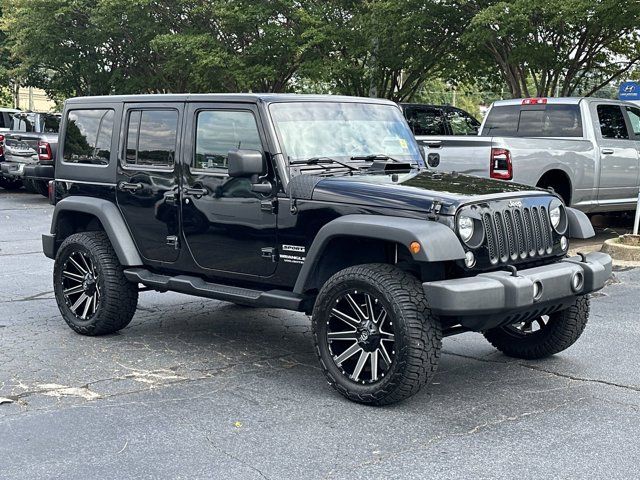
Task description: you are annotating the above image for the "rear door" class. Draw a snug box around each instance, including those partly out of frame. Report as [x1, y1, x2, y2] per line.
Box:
[116, 103, 183, 263]
[594, 103, 640, 203]
[180, 102, 278, 277]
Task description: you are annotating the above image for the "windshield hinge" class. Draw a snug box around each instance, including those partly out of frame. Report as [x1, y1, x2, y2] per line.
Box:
[290, 198, 298, 215]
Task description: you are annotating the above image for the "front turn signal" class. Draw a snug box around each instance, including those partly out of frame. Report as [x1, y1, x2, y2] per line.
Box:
[409, 241, 421, 254]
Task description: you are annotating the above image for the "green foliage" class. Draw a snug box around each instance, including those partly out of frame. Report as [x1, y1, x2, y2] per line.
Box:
[1, 0, 639, 103]
[463, 0, 640, 97]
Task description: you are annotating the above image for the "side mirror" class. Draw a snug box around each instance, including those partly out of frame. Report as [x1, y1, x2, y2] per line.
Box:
[228, 149, 265, 178]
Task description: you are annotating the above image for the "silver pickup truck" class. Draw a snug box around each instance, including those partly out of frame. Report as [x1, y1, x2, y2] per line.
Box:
[417, 97, 640, 213]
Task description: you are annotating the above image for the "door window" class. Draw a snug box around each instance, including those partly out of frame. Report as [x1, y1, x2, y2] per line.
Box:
[597, 105, 629, 140]
[63, 109, 114, 165]
[404, 107, 446, 135]
[193, 110, 262, 172]
[625, 106, 640, 137]
[447, 109, 480, 135]
[125, 109, 178, 168]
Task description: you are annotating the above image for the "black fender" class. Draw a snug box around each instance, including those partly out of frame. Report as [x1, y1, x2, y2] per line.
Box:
[44, 197, 143, 266]
[293, 214, 465, 293]
[566, 207, 594, 239]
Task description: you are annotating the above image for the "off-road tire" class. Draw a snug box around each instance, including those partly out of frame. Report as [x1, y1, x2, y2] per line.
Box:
[54, 231, 138, 336]
[312, 263, 442, 405]
[32, 179, 49, 197]
[484, 296, 590, 359]
[0, 177, 23, 190]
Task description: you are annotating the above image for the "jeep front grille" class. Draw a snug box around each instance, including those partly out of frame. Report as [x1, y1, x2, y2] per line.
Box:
[482, 206, 553, 264]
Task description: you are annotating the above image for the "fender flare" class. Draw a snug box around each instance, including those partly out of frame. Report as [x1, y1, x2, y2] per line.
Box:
[566, 207, 594, 239]
[293, 214, 465, 293]
[49, 197, 143, 266]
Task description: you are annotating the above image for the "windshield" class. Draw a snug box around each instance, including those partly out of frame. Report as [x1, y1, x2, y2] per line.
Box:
[269, 102, 423, 167]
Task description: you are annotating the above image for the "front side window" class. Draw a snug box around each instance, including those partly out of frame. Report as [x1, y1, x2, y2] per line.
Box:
[597, 105, 629, 140]
[125, 109, 178, 168]
[194, 110, 262, 171]
[270, 102, 422, 165]
[447, 109, 480, 135]
[625, 106, 640, 137]
[63, 109, 114, 165]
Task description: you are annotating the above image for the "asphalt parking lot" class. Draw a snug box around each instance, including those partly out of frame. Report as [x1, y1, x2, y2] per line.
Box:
[1, 189, 639, 480]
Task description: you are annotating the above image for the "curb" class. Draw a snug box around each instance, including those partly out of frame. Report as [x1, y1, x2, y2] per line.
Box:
[601, 237, 640, 262]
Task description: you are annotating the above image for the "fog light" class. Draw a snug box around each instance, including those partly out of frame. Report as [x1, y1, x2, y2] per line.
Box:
[533, 280, 543, 301]
[560, 235, 568, 251]
[571, 272, 584, 292]
[464, 251, 476, 268]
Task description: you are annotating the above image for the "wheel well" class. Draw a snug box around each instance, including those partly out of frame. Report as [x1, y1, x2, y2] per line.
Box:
[537, 170, 572, 205]
[55, 211, 105, 244]
[303, 237, 435, 293]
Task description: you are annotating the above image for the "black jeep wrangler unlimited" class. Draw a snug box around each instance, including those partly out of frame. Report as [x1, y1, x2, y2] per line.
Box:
[43, 94, 611, 405]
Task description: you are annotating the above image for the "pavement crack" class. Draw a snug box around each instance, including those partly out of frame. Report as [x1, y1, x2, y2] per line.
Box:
[443, 350, 640, 393]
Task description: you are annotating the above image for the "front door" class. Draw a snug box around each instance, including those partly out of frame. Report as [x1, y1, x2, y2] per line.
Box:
[180, 103, 277, 277]
[116, 103, 183, 263]
[594, 103, 640, 204]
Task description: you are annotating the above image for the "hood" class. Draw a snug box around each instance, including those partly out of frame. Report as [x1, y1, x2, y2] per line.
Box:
[294, 170, 552, 215]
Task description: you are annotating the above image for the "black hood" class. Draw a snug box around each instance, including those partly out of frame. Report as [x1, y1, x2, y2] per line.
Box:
[294, 170, 552, 215]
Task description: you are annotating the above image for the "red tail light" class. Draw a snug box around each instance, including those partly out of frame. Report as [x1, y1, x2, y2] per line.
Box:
[38, 141, 53, 161]
[490, 148, 512, 180]
[0, 134, 4, 157]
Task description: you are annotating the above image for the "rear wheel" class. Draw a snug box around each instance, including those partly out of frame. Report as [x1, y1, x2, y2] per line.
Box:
[312, 264, 441, 405]
[0, 177, 22, 190]
[31, 179, 49, 197]
[54, 231, 138, 335]
[483, 296, 589, 359]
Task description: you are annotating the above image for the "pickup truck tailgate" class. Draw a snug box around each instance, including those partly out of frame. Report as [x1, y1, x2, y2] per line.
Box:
[416, 135, 493, 176]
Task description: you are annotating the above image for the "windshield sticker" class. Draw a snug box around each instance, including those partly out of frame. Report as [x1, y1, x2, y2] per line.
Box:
[399, 138, 408, 150]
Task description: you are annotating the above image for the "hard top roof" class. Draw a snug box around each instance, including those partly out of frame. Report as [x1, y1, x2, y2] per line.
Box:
[65, 93, 398, 106]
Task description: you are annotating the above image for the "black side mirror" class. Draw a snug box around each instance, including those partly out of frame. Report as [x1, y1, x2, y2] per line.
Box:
[228, 149, 265, 178]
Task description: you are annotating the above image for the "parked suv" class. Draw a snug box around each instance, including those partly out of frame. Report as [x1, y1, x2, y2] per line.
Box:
[43, 94, 611, 405]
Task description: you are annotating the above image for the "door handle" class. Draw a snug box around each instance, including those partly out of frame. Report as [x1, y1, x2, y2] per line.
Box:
[118, 181, 143, 192]
[601, 148, 615, 155]
[183, 187, 208, 198]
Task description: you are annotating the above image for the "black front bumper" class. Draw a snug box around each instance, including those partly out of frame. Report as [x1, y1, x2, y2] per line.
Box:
[0, 162, 25, 178]
[423, 252, 612, 331]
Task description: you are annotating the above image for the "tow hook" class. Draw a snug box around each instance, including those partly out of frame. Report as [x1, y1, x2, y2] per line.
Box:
[577, 251, 589, 263]
[505, 265, 518, 277]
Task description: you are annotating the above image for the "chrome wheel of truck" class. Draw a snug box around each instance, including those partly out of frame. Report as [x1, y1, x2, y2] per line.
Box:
[312, 264, 441, 405]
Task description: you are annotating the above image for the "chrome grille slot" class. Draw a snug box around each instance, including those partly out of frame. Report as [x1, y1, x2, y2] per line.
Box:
[477, 202, 554, 265]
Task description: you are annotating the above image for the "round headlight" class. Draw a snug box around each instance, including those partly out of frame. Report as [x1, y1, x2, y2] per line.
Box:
[457, 215, 474, 243]
[549, 199, 566, 232]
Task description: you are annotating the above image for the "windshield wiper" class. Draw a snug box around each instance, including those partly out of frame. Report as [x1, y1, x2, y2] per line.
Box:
[350, 154, 413, 164]
[290, 156, 359, 172]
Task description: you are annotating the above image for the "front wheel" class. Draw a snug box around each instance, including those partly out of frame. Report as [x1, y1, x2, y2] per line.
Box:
[53, 231, 138, 335]
[484, 296, 590, 359]
[312, 264, 442, 405]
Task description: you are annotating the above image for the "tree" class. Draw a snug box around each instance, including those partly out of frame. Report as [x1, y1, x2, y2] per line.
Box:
[464, 0, 640, 97]
[317, 0, 472, 101]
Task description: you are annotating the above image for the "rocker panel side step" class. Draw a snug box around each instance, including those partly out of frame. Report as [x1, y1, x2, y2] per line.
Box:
[124, 268, 308, 311]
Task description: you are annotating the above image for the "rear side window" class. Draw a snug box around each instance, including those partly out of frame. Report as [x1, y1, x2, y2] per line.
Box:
[597, 105, 629, 140]
[482, 104, 583, 137]
[63, 109, 115, 165]
[404, 107, 446, 135]
[0, 112, 8, 129]
[125, 110, 178, 168]
[194, 110, 262, 171]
